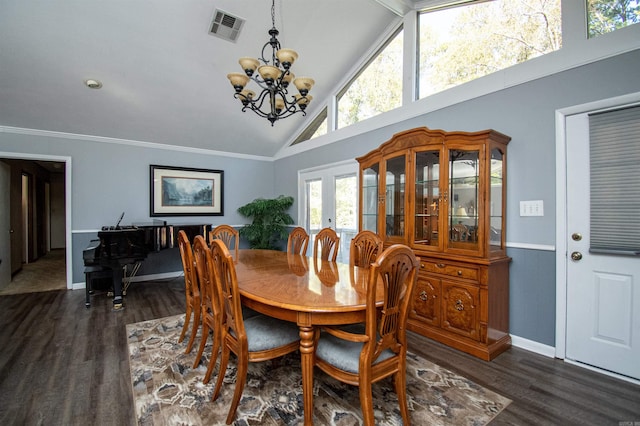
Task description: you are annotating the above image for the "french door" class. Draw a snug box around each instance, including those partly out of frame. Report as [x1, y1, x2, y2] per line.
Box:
[298, 162, 358, 263]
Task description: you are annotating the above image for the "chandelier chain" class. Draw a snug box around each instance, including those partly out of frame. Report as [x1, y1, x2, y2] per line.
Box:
[271, 0, 276, 29]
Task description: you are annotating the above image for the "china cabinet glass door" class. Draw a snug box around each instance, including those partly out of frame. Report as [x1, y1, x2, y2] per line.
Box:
[361, 164, 379, 233]
[489, 148, 505, 252]
[384, 155, 405, 241]
[448, 148, 480, 251]
[414, 150, 440, 249]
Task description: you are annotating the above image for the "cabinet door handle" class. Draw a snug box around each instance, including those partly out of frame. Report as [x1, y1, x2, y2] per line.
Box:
[455, 299, 464, 311]
[457, 270, 462, 276]
[419, 291, 428, 301]
[436, 263, 445, 268]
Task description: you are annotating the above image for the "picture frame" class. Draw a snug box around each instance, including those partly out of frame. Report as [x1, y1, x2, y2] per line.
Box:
[150, 165, 224, 216]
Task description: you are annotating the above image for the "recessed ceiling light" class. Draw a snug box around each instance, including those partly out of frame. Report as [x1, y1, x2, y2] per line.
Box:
[84, 79, 103, 89]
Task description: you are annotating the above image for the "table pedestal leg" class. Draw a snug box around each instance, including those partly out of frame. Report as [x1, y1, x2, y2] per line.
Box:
[299, 325, 315, 426]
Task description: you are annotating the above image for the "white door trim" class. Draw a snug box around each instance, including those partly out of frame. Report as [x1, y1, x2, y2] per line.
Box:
[555, 91, 640, 360]
[0, 151, 72, 290]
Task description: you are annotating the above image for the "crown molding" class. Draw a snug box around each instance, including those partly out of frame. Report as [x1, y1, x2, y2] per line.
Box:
[0, 126, 273, 162]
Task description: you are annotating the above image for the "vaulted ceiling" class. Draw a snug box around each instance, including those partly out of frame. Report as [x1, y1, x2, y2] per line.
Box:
[0, 1, 433, 157]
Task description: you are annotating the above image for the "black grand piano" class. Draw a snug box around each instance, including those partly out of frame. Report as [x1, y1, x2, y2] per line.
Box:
[83, 216, 210, 309]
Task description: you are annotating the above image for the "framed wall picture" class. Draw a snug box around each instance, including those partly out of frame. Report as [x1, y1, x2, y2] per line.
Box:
[150, 165, 224, 216]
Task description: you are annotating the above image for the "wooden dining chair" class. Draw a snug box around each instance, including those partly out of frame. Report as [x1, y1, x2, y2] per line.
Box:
[287, 226, 309, 255]
[313, 227, 340, 261]
[209, 239, 301, 425]
[210, 224, 239, 260]
[314, 244, 419, 426]
[191, 235, 223, 383]
[349, 230, 383, 269]
[177, 230, 200, 354]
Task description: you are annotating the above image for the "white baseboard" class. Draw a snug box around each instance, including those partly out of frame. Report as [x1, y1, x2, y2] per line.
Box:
[510, 334, 556, 358]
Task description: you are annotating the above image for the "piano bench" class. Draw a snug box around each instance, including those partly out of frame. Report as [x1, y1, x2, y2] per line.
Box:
[85, 266, 113, 308]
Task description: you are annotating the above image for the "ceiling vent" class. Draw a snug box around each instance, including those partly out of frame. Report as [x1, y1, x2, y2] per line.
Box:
[209, 9, 244, 42]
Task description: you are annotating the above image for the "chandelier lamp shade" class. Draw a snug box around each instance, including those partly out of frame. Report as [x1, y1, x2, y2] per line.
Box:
[226, 0, 314, 126]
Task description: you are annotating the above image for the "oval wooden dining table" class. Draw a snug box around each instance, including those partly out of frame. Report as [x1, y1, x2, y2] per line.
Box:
[233, 249, 383, 426]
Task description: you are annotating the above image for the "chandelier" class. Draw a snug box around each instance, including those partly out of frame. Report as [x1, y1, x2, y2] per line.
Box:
[226, 0, 314, 126]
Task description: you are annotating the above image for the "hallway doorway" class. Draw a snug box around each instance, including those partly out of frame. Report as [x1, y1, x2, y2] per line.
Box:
[0, 154, 71, 293]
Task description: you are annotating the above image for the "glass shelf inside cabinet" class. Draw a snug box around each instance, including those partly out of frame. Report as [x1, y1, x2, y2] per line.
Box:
[385, 155, 405, 239]
[489, 148, 505, 249]
[415, 150, 440, 247]
[362, 164, 379, 233]
[449, 149, 479, 246]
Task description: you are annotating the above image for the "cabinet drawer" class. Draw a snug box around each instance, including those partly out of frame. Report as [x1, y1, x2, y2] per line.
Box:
[420, 260, 478, 281]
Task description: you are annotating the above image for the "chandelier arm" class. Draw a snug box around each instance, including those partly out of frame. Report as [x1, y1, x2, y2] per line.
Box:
[276, 107, 307, 120]
[247, 89, 273, 116]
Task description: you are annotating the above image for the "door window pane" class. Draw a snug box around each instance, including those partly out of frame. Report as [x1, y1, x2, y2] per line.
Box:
[589, 105, 640, 253]
[335, 174, 358, 262]
[306, 179, 322, 232]
[335, 175, 357, 230]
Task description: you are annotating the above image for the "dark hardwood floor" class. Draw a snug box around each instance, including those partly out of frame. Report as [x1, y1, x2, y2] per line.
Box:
[0, 278, 639, 425]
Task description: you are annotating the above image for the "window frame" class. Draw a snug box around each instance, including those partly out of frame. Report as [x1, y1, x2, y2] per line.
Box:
[335, 25, 404, 129]
[279, 0, 640, 157]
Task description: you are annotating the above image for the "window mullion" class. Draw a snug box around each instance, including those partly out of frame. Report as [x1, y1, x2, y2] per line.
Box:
[402, 11, 418, 105]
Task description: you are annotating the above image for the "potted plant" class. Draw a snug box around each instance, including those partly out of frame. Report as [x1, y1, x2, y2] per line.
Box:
[237, 195, 295, 250]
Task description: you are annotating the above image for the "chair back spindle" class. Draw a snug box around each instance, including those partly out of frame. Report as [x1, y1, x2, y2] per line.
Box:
[287, 226, 310, 255]
[210, 225, 239, 260]
[314, 227, 340, 262]
[349, 230, 383, 269]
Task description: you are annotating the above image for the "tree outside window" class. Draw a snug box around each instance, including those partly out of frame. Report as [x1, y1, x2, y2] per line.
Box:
[337, 29, 403, 129]
[587, 0, 639, 38]
[418, 0, 562, 99]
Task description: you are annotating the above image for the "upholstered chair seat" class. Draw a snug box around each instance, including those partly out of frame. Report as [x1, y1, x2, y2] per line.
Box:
[242, 315, 300, 351]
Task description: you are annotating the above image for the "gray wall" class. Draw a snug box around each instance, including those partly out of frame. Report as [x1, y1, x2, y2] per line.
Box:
[0, 132, 278, 283]
[274, 49, 640, 346]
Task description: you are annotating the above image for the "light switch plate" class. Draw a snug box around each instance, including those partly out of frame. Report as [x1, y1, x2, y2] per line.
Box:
[520, 200, 544, 216]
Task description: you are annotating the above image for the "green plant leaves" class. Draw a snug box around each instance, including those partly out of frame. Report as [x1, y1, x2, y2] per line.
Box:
[237, 195, 294, 250]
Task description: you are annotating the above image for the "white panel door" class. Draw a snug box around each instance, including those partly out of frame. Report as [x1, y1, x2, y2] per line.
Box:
[565, 112, 640, 381]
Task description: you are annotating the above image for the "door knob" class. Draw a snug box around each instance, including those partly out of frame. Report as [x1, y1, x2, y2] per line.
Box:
[571, 251, 582, 261]
[571, 233, 582, 241]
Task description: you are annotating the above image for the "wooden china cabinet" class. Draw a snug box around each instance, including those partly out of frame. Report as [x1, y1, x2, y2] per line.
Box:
[357, 127, 511, 360]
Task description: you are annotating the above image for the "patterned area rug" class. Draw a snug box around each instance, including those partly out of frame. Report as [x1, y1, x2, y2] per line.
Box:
[127, 315, 511, 425]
